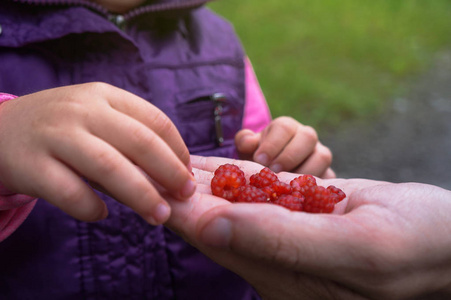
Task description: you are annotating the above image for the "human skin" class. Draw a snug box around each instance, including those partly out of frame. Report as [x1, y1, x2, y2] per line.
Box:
[93, 0, 335, 179]
[235, 116, 335, 178]
[165, 155, 451, 300]
[0, 83, 195, 225]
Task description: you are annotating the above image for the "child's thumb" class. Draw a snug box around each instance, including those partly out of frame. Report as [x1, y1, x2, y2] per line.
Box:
[234, 129, 260, 158]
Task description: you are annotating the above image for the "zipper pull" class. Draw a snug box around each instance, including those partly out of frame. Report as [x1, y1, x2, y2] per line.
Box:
[109, 14, 126, 30]
[212, 93, 226, 147]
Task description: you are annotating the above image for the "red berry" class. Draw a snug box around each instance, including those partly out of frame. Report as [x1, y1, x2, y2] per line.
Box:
[303, 186, 335, 213]
[273, 194, 304, 211]
[250, 167, 278, 188]
[236, 185, 269, 203]
[211, 164, 246, 202]
[262, 180, 292, 201]
[210, 164, 346, 214]
[327, 185, 346, 203]
[290, 174, 317, 193]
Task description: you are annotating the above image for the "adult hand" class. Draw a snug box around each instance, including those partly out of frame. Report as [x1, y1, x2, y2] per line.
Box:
[0, 83, 195, 225]
[235, 116, 335, 178]
[165, 155, 451, 300]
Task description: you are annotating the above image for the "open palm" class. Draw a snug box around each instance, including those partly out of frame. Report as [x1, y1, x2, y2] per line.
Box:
[165, 155, 451, 300]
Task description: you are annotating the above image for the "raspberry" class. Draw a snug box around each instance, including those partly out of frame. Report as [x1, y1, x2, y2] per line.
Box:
[303, 186, 336, 213]
[211, 164, 246, 202]
[290, 174, 317, 194]
[210, 164, 346, 214]
[262, 181, 292, 201]
[236, 185, 269, 203]
[250, 167, 278, 188]
[327, 185, 346, 203]
[273, 194, 304, 211]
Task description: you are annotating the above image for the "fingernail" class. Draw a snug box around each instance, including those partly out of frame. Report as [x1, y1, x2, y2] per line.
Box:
[147, 203, 170, 225]
[180, 179, 196, 198]
[199, 217, 231, 248]
[269, 163, 282, 173]
[255, 153, 269, 166]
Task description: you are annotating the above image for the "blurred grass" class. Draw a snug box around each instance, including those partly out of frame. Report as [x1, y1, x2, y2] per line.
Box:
[209, 0, 451, 133]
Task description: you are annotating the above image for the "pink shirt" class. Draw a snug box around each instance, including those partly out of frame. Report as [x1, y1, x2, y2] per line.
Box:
[0, 93, 37, 242]
[0, 58, 271, 242]
[243, 57, 272, 132]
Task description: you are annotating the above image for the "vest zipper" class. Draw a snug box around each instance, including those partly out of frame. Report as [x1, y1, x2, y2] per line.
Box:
[108, 14, 126, 30]
[212, 93, 226, 147]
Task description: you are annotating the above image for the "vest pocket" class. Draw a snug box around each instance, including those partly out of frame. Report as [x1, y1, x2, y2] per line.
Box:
[175, 88, 243, 154]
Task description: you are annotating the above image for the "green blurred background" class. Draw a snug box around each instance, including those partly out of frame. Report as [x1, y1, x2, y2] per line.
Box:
[209, 0, 451, 134]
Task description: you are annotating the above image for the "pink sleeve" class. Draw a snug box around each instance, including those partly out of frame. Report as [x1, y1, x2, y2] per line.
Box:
[0, 93, 38, 242]
[243, 57, 272, 132]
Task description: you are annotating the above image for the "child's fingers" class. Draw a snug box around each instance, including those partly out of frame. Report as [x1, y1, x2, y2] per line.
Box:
[105, 84, 191, 167]
[89, 109, 195, 200]
[51, 133, 172, 225]
[29, 158, 108, 222]
[253, 118, 319, 171]
[292, 143, 333, 177]
[252, 119, 297, 167]
[261, 125, 320, 173]
[235, 129, 260, 160]
[321, 168, 336, 179]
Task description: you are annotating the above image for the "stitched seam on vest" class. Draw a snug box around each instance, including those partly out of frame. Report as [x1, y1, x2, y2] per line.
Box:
[120, 204, 134, 295]
[140, 59, 245, 70]
[162, 228, 178, 299]
[76, 220, 87, 297]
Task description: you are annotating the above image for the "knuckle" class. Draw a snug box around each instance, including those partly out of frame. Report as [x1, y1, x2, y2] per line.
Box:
[93, 150, 121, 176]
[317, 145, 333, 165]
[274, 116, 296, 125]
[281, 152, 302, 169]
[58, 183, 87, 209]
[300, 125, 319, 142]
[84, 81, 112, 94]
[150, 109, 174, 134]
[273, 116, 298, 132]
[130, 125, 157, 151]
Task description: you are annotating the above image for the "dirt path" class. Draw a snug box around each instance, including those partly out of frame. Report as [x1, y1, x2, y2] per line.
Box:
[323, 51, 451, 190]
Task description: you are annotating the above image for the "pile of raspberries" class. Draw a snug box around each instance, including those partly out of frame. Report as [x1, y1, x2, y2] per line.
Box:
[211, 164, 345, 213]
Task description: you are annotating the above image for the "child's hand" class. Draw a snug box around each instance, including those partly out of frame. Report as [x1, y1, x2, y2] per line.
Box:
[235, 117, 334, 178]
[0, 83, 195, 225]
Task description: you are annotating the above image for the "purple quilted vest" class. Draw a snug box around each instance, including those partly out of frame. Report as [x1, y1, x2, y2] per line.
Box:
[0, 1, 259, 299]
